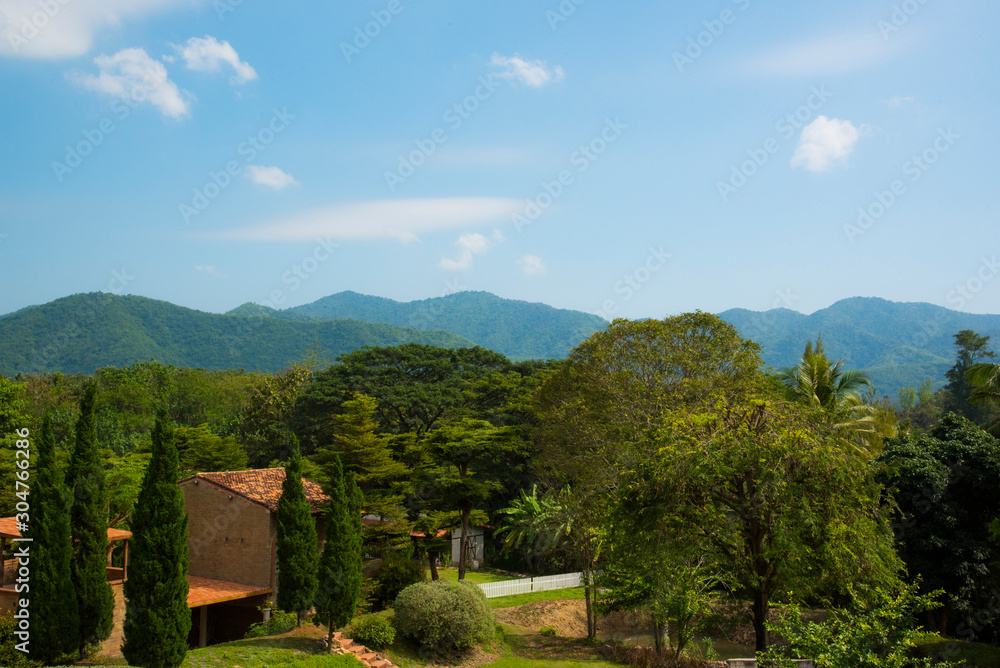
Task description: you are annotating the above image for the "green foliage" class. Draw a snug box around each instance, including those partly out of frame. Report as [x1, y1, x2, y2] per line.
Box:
[0, 614, 41, 668]
[393, 580, 495, 655]
[944, 330, 997, 421]
[876, 413, 1000, 637]
[24, 415, 79, 663]
[0, 292, 474, 376]
[243, 609, 297, 638]
[350, 614, 396, 649]
[67, 383, 115, 652]
[760, 585, 947, 668]
[105, 451, 151, 527]
[369, 554, 426, 611]
[175, 423, 248, 471]
[276, 442, 319, 622]
[314, 456, 363, 637]
[229, 364, 313, 466]
[122, 411, 191, 668]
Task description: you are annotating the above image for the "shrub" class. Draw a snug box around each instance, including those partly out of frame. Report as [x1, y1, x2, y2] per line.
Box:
[393, 580, 495, 655]
[351, 614, 396, 649]
[370, 555, 425, 611]
[540, 625, 557, 636]
[244, 608, 298, 638]
[0, 615, 40, 668]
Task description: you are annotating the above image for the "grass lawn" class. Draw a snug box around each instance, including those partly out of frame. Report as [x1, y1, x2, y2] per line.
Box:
[490, 587, 586, 609]
[434, 566, 512, 584]
[914, 637, 1000, 667]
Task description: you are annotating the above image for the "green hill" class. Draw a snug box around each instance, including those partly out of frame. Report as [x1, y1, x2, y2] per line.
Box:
[719, 297, 1000, 400]
[229, 290, 608, 362]
[0, 293, 475, 376]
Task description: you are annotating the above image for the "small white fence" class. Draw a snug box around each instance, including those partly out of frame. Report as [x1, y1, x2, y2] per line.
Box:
[477, 572, 583, 599]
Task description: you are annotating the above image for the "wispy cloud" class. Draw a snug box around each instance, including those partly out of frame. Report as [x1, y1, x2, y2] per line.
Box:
[882, 95, 915, 108]
[0, 0, 192, 59]
[246, 165, 297, 190]
[70, 47, 190, 119]
[739, 31, 898, 78]
[173, 35, 257, 85]
[439, 230, 503, 271]
[517, 255, 546, 276]
[194, 265, 229, 279]
[790, 116, 860, 173]
[490, 53, 564, 87]
[220, 197, 522, 243]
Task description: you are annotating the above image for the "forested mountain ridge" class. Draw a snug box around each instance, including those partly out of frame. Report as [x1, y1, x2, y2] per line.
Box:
[228, 290, 609, 362]
[719, 296, 1000, 400]
[0, 293, 474, 376]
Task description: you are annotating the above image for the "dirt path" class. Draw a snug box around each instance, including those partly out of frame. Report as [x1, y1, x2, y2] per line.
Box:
[494, 598, 648, 638]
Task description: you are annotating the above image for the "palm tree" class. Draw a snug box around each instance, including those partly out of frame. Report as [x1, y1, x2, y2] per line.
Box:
[966, 363, 1000, 435]
[778, 336, 887, 454]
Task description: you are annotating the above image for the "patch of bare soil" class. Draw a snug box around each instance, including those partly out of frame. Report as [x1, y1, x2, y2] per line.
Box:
[494, 599, 647, 638]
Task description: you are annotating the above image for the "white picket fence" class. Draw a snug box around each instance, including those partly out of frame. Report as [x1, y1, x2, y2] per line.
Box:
[477, 572, 583, 599]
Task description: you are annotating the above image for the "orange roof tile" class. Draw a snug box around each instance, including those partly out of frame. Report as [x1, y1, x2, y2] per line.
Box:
[0, 517, 131, 542]
[179, 469, 329, 513]
[186, 575, 271, 607]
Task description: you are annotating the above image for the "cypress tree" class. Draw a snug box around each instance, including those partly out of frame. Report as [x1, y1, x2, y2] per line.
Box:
[122, 411, 191, 668]
[24, 415, 79, 663]
[313, 455, 363, 650]
[276, 440, 319, 626]
[67, 383, 115, 656]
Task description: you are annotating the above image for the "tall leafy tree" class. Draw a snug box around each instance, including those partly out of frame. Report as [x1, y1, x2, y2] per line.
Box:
[313, 455, 362, 650]
[24, 415, 79, 664]
[174, 424, 248, 471]
[122, 412, 191, 668]
[276, 441, 319, 626]
[66, 384, 115, 656]
[966, 362, 1000, 435]
[944, 330, 997, 422]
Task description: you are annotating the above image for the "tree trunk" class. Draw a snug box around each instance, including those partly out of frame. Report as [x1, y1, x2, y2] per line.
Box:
[327, 622, 334, 654]
[752, 587, 769, 653]
[652, 616, 666, 655]
[458, 510, 470, 580]
[584, 581, 594, 640]
[428, 550, 439, 580]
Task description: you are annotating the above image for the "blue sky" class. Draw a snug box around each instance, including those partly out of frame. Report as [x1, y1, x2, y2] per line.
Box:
[1, 0, 998, 321]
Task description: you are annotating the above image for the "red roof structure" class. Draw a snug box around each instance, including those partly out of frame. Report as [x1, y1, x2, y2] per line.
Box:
[0, 517, 131, 542]
[178, 469, 329, 513]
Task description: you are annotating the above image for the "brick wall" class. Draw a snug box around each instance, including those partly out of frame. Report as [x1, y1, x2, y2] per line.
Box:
[181, 479, 274, 589]
[98, 581, 127, 656]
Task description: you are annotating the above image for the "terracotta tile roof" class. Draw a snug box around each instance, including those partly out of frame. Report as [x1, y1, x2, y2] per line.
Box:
[186, 575, 271, 607]
[0, 517, 131, 542]
[180, 469, 329, 513]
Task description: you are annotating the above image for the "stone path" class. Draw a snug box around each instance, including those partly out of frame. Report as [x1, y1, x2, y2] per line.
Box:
[328, 631, 397, 668]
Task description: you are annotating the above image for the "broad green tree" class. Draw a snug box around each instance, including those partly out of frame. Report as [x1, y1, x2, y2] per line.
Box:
[24, 416, 79, 664]
[966, 362, 1000, 435]
[174, 424, 248, 471]
[122, 412, 191, 668]
[276, 442, 319, 626]
[623, 399, 901, 652]
[66, 384, 115, 656]
[314, 455, 362, 649]
[944, 330, 996, 422]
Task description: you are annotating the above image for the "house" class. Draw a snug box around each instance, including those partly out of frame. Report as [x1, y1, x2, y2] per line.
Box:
[409, 525, 489, 568]
[178, 469, 330, 646]
[0, 468, 332, 656]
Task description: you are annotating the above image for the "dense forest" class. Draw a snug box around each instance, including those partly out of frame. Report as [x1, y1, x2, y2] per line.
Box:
[4, 312, 1000, 665]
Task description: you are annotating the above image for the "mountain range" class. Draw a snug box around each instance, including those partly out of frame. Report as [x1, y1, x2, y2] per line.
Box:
[2, 292, 998, 401]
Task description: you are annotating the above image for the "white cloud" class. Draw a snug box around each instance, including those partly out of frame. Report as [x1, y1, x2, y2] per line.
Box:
[739, 31, 899, 78]
[246, 165, 297, 190]
[70, 47, 190, 119]
[439, 230, 503, 271]
[194, 265, 229, 279]
[220, 197, 522, 243]
[174, 35, 257, 84]
[790, 116, 860, 173]
[0, 0, 191, 59]
[490, 53, 564, 87]
[517, 255, 546, 276]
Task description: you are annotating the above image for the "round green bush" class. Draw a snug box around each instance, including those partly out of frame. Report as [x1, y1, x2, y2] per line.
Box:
[393, 580, 495, 654]
[351, 614, 396, 649]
